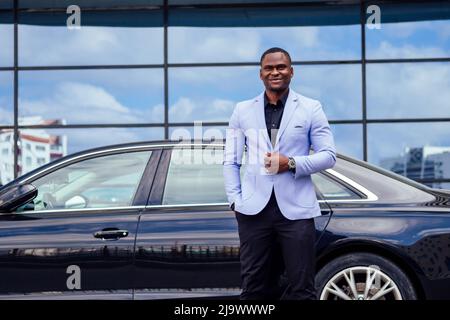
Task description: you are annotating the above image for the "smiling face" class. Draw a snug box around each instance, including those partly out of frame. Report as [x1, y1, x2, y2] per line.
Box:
[260, 52, 294, 93]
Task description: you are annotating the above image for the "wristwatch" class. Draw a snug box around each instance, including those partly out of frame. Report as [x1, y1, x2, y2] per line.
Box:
[288, 157, 296, 173]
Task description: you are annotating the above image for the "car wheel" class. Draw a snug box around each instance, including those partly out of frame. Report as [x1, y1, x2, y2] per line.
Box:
[316, 252, 417, 300]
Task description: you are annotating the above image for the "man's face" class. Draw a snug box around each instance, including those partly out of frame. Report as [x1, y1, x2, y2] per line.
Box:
[260, 52, 293, 93]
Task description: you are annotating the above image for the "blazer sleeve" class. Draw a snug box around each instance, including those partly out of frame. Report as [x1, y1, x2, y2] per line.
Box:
[293, 102, 336, 179]
[223, 103, 245, 207]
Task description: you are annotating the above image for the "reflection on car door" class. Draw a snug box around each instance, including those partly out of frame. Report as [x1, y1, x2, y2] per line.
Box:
[0, 150, 155, 299]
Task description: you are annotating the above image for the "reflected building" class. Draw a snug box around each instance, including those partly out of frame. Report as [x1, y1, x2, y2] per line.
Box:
[380, 146, 450, 188]
[0, 117, 67, 185]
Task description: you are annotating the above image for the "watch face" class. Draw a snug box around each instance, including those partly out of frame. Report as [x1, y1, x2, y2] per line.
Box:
[289, 158, 295, 168]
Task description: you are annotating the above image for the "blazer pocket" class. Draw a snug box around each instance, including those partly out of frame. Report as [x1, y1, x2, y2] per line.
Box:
[290, 125, 308, 139]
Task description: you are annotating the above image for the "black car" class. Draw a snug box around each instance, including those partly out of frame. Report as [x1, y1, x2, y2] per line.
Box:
[0, 140, 449, 300]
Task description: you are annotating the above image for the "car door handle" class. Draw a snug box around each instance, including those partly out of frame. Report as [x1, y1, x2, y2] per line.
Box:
[94, 228, 129, 240]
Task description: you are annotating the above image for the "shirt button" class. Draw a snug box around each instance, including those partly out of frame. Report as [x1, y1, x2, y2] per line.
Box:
[272, 124, 275, 127]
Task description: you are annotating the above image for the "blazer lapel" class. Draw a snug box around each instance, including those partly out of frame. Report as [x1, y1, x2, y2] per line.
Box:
[254, 93, 272, 149]
[275, 90, 299, 149]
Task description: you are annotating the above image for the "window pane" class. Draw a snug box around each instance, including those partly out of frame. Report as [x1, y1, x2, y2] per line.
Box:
[19, 69, 164, 124]
[169, 25, 361, 63]
[163, 147, 226, 205]
[0, 12, 13, 67]
[19, 11, 163, 66]
[330, 124, 363, 160]
[16, 151, 152, 212]
[312, 173, 361, 200]
[0, 129, 14, 186]
[17, 127, 164, 175]
[169, 65, 359, 123]
[366, 2, 450, 59]
[0, 71, 13, 125]
[368, 123, 450, 181]
[367, 63, 450, 119]
[294, 65, 361, 120]
[169, 66, 259, 123]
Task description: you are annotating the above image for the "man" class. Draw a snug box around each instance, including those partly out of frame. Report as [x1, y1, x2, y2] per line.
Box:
[223, 47, 336, 300]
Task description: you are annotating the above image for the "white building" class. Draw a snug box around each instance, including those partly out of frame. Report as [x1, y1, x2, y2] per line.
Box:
[380, 146, 450, 187]
[0, 117, 67, 186]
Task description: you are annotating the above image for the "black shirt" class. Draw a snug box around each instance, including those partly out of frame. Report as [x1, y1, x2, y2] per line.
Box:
[264, 89, 289, 145]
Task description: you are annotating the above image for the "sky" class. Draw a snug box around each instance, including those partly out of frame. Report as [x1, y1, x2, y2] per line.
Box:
[0, 13, 450, 176]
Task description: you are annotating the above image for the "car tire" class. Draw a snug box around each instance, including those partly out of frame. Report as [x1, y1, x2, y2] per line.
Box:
[316, 252, 417, 300]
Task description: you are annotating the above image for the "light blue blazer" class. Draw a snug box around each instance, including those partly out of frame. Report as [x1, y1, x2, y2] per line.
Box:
[223, 89, 336, 220]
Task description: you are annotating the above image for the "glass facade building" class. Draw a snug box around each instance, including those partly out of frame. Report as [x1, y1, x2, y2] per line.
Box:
[0, 0, 449, 189]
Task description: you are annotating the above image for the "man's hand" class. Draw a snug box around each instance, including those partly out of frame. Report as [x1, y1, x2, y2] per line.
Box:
[264, 152, 289, 174]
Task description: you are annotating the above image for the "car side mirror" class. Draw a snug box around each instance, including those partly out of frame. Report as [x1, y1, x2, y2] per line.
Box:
[0, 184, 38, 213]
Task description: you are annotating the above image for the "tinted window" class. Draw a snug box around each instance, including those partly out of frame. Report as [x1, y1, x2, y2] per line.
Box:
[16, 151, 152, 212]
[163, 147, 226, 205]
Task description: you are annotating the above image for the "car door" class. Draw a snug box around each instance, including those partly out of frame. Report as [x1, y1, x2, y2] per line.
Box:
[134, 145, 241, 299]
[0, 148, 156, 299]
[311, 169, 368, 252]
[133, 144, 334, 299]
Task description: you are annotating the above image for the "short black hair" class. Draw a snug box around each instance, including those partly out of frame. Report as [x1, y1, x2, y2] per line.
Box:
[260, 47, 292, 65]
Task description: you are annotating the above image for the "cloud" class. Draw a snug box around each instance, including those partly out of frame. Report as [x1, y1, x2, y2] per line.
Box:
[369, 41, 448, 59]
[169, 28, 261, 63]
[0, 107, 13, 125]
[20, 81, 163, 124]
[290, 27, 320, 48]
[168, 97, 235, 122]
[20, 67, 164, 92]
[19, 25, 163, 66]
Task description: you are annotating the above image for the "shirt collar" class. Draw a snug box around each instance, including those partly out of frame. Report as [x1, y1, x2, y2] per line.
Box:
[264, 88, 289, 108]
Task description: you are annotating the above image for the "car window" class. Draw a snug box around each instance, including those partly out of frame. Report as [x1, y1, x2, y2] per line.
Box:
[16, 151, 152, 212]
[162, 147, 362, 205]
[312, 173, 362, 201]
[163, 147, 227, 205]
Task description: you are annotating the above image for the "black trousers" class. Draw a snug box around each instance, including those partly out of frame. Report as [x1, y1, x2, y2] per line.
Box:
[235, 191, 316, 300]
